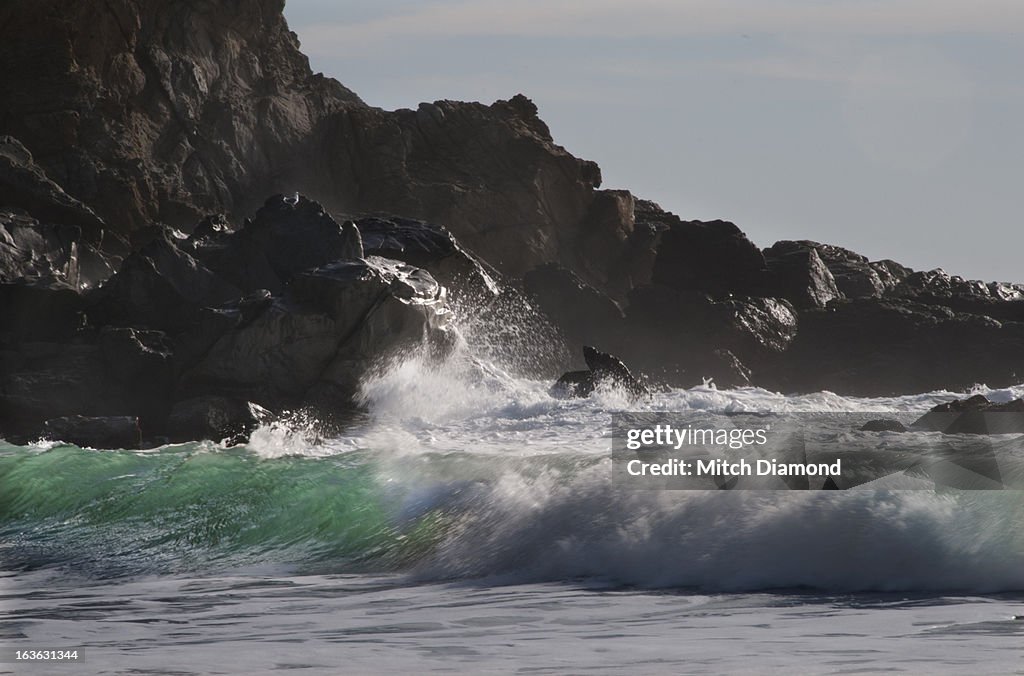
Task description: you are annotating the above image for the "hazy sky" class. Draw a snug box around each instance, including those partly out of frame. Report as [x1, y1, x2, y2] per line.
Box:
[285, 0, 1023, 282]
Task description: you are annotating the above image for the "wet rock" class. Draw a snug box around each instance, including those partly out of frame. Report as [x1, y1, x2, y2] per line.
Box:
[166, 396, 272, 444]
[860, 419, 908, 433]
[891, 269, 1024, 322]
[763, 241, 841, 309]
[552, 346, 649, 398]
[42, 415, 141, 449]
[356, 215, 498, 299]
[180, 256, 449, 410]
[551, 370, 595, 399]
[703, 349, 753, 389]
[802, 241, 889, 298]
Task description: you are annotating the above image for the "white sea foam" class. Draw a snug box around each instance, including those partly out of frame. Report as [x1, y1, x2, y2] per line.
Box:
[339, 335, 1024, 592]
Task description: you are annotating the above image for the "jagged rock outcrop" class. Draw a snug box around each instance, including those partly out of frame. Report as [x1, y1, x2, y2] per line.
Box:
[762, 241, 841, 309]
[0, 195, 451, 445]
[356, 215, 498, 300]
[891, 269, 1024, 322]
[3, 0, 1024, 423]
[552, 346, 649, 399]
[0, 0, 626, 289]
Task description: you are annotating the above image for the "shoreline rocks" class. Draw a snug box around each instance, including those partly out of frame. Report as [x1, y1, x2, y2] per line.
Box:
[1, 195, 454, 446]
[3, 0, 1024, 446]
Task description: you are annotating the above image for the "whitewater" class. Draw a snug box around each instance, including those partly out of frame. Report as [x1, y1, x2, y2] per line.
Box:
[2, 313, 1024, 674]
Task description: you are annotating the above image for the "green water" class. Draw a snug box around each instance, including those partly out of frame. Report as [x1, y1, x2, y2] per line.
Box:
[0, 442, 448, 576]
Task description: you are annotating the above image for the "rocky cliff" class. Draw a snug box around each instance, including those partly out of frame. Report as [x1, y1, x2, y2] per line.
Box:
[3, 0, 1024, 447]
[0, 0, 634, 287]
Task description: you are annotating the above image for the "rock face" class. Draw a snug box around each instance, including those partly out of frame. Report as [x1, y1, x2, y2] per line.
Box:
[41, 415, 142, 449]
[356, 216, 498, 300]
[166, 396, 271, 445]
[652, 219, 767, 297]
[0, 0, 621, 287]
[0, 195, 451, 445]
[762, 241, 841, 309]
[523, 263, 624, 355]
[3, 0, 1024, 436]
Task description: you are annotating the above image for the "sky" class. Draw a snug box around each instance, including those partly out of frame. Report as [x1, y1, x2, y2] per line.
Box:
[284, 0, 1024, 282]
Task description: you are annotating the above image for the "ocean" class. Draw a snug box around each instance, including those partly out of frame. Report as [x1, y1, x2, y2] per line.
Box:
[2, 331, 1024, 674]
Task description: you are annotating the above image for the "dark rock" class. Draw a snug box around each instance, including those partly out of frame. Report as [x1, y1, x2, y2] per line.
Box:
[551, 370, 595, 399]
[92, 232, 242, 329]
[572, 189, 636, 296]
[551, 347, 648, 399]
[1, 210, 82, 287]
[912, 396, 1024, 435]
[189, 214, 232, 241]
[0, 325, 175, 439]
[774, 299, 1024, 396]
[356, 215, 498, 300]
[249, 195, 363, 281]
[184, 218, 284, 295]
[584, 346, 650, 397]
[801, 241, 888, 298]
[620, 284, 795, 388]
[98, 327, 175, 423]
[42, 415, 141, 449]
[1, 342, 112, 434]
[179, 256, 449, 410]
[0, 283, 85, 342]
[652, 219, 766, 297]
[763, 241, 841, 309]
[523, 263, 624, 353]
[860, 419, 908, 433]
[166, 396, 271, 444]
[891, 269, 1024, 322]
[0, 136, 106, 240]
[0, 3, 615, 292]
[870, 259, 912, 293]
[617, 199, 669, 292]
[704, 349, 753, 389]
[184, 196, 364, 296]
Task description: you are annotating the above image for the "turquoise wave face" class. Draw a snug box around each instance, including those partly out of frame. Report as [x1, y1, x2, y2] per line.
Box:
[4, 436, 1024, 593]
[0, 442, 456, 577]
